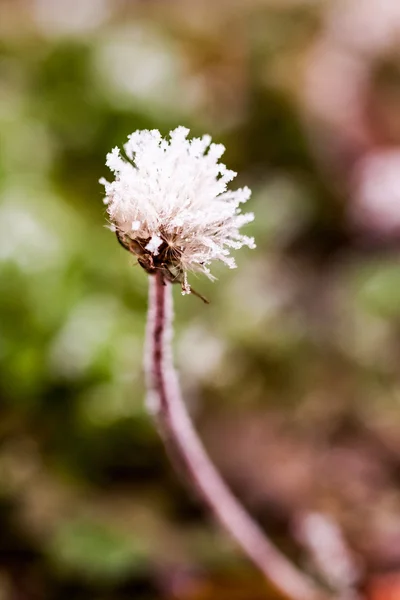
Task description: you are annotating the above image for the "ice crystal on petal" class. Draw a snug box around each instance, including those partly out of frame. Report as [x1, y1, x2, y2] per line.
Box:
[100, 127, 255, 281]
[145, 234, 163, 255]
[131, 220, 141, 231]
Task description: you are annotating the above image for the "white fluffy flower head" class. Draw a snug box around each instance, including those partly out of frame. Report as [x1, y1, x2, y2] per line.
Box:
[100, 126, 255, 295]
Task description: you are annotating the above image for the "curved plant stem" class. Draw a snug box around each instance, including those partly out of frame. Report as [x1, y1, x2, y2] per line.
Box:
[144, 271, 330, 600]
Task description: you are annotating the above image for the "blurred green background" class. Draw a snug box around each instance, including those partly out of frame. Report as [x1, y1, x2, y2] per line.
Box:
[2, 0, 400, 598]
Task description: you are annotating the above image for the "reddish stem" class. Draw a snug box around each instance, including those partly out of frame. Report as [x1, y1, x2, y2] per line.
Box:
[144, 270, 332, 600]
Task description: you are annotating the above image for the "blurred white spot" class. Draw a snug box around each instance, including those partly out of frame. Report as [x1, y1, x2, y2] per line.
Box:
[352, 149, 400, 234]
[329, 0, 400, 55]
[296, 512, 361, 588]
[92, 25, 196, 114]
[49, 296, 121, 378]
[32, 0, 111, 37]
[0, 202, 61, 271]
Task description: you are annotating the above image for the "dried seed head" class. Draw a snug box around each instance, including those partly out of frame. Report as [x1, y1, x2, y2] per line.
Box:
[100, 127, 255, 294]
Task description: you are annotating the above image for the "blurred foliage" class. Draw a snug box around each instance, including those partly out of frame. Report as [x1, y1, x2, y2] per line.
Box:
[2, 0, 400, 598]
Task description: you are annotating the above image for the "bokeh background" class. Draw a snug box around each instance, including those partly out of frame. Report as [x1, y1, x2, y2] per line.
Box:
[2, 0, 400, 598]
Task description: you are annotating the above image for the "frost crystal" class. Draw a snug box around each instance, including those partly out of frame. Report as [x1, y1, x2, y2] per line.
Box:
[100, 126, 255, 289]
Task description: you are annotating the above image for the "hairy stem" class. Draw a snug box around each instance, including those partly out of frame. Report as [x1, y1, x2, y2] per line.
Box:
[144, 271, 330, 600]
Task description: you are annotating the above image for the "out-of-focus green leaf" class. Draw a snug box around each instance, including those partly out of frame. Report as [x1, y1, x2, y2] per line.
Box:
[50, 519, 149, 582]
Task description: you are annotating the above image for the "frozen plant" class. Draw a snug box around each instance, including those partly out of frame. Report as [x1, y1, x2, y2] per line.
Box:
[101, 128, 336, 600]
[100, 126, 255, 297]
